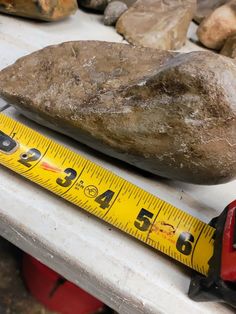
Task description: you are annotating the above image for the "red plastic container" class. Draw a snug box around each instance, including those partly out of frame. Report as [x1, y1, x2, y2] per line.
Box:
[22, 254, 104, 314]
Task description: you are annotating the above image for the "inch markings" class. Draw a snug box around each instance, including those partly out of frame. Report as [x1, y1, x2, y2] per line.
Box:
[0, 113, 215, 276]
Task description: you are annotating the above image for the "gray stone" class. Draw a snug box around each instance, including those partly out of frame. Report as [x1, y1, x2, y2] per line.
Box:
[0, 41, 235, 185]
[194, 0, 227, 24]
[221, 34, 236, 58]
[116, 0, 196, 50]
[108, 0, 136, 7]
[78, 0, 108, 11]
[197, 0, 236, 50]
[104, 1, 128, 26]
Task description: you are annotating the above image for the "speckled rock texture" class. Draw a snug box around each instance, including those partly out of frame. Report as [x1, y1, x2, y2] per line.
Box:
[197, 0, 236, 50]
[78, 0, 108, 11]
[0, 0, 78, 21]
[221, 34, 236, 58]
[194, 0, 227, 24]
[0, 41, 235, 185]
[104, 1, 128, 26]
[116, 0, 196, 50]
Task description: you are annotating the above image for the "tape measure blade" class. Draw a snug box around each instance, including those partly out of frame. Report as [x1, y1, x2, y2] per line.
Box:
[0, 113, 214, 276]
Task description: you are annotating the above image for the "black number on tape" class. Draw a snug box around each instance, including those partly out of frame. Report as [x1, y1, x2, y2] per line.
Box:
[134, 208, 154, 232]
[176, 232, 194, 255]
[56, 168, 77, 188]
[18, 148, 41, 168]
[95, 190, 115, 209]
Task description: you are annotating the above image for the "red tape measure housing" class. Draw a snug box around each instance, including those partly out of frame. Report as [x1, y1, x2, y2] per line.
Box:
[22, 254, 104, 314]
[221, 200, 236, 281]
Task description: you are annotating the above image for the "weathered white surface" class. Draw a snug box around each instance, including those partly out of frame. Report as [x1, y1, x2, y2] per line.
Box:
[0, 11, 235, 314]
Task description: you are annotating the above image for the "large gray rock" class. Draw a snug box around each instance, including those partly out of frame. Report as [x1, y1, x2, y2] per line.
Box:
[197, 0, 236, 50]
[194, 0, 227, 24]
[0, 41, 235, 185]
[116, 0, 196, 50]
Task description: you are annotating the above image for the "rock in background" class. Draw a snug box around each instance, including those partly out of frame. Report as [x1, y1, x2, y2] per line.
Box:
[78, 0, 108, 11]
[220, 34, 236, 57]
[104, 1, 128, 26]
[194, 0, 227, 24]
[197, 0, 236, 50]
[116, 0, 196, 50]
[78, 0, 135, 11]
[110, 0, 136, 6]
[0, 0, 78, 21]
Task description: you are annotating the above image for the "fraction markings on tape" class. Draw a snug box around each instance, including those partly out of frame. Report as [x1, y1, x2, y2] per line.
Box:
[0, 113, 215, 276]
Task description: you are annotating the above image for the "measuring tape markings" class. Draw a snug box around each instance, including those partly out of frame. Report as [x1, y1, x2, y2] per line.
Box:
[0, 113, 215, 275]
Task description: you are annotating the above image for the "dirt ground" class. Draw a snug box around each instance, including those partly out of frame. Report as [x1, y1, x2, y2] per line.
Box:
[0, 237, 113, 314]
[0, 236, 56, 314]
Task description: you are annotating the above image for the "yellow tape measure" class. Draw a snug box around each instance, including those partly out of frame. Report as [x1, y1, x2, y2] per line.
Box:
[0, 113, 215, 276]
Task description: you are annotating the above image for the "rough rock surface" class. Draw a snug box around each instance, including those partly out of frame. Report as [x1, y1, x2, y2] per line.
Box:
[78, 0, 108, 11]
[0, 41, 236, 185]
[104, 1, 128, 26]
[197, 0, 236, 50]
[221, 34, 236, 58]
[194, 0, 227, 24]
[116, 0, 196, 50]
[0, 0, 78, 21]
